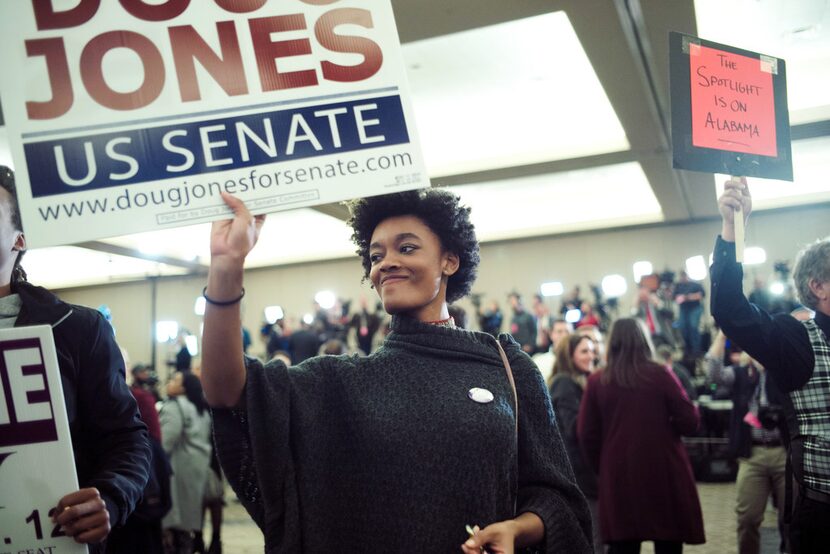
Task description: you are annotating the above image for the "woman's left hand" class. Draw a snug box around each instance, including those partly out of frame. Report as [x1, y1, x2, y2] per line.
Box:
[461, 522, 517, 554]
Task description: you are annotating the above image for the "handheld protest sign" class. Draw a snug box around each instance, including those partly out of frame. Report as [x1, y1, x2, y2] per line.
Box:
[0, 326, 87, 554]
[670, 32, 791, 262]
[669, 32, 792, 181]
[0, 2, 427, 248]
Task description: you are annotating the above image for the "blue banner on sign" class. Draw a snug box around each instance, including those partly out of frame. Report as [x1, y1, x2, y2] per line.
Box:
[24, 95, 410, 198]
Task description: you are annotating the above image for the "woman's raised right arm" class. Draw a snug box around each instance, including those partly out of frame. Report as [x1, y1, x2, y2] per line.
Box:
[202, 193, 265, 407]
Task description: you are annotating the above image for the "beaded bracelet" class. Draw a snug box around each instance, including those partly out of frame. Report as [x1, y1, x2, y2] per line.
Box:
[202, 286, 245, 306]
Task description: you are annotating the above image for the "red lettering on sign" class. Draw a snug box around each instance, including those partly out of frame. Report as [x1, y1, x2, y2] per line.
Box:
[689, 45, 776, 157]
[25, 38, 74, 119]
[316, 8, 382, 82]
[80, 31, 166, 111]
[214, 0, 267, 13]
[169, 21, 249, 102]
[249, 14, 319, 92]
[118, 0, 190, 21]
[32, 0, 100, 30]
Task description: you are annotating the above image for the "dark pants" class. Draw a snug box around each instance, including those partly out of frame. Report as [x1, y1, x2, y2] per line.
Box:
[105, 518, 163, 554]
[789, 495, 830, 553]
[678, 304, 703, 357]
[607, 541, 682, 554]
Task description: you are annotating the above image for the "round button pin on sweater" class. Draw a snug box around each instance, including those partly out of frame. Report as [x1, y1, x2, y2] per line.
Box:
[468, 388, 494, 404]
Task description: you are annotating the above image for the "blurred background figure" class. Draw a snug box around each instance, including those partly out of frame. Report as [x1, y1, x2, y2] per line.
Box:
[474, 296, 503, 337]
[448, 304, 469, 329]
[674, 270, 706, 360]
[319, 338, 349, 356]
[161, 372, 212, 554]
[748, 278, 773, 314]
[108, 364, 171, 554]
[579, 318, 704, 553]
[576, 301, 601, 329]
[655, 345, 697, 402]
[548, 334, 601, 552]
[532, 293, 553, 352]
[349, 297, 382, 354]
[533, 318, 573, 383]
[577, 325, 606, 370]
[508, 292, 537, 353]
[174, 330, 193, 372]
[288, 319, 321, 364]
[704, 331, 787, 554]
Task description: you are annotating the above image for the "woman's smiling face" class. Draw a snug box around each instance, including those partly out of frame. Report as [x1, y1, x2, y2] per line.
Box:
[368, 215, 458, 322]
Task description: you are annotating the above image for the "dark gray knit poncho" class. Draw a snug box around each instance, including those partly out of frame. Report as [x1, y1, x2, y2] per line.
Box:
[212, 315, 592, 553]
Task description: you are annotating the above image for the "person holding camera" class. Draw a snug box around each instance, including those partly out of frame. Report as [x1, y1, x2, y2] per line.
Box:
[712, 177, 830, 553]
[704, 330, 787, 554]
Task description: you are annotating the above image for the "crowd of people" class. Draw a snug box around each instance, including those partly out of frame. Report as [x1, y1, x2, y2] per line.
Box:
[2, 163, 828, 554]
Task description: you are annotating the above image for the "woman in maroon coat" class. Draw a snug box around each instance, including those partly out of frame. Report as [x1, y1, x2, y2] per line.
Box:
[577, 318, 705, 554]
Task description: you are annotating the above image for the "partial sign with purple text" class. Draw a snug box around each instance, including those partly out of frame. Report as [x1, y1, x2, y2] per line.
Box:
[0, 325, 86, 554]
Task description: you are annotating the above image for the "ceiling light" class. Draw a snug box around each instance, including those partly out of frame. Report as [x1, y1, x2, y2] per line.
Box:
[194, 296, 206, 316]
[540, 281, 564, 297]
[565, 309, 582, 324]
[601, 274, 628, 298]
[633, 261, 653, 283]
[185, 335, 198, 357]
[156, 321, 179, 342]
[264, 305, 284, 324]
[685, 256, 708, 281]
[302, 313, 314, 325]
[314, 290, 337, 310]
[769, 282, 785, 296]
[743, 247, 767, 265]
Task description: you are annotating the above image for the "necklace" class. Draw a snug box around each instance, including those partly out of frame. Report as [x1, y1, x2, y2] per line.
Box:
[425, 317, 456, 328]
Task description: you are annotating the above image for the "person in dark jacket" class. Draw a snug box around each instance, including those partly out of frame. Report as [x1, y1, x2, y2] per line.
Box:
[711, 177, 830, 553]
[547, 333, 601, 552]
[0, 166, 150, 553]
[578, 318, 705, 553]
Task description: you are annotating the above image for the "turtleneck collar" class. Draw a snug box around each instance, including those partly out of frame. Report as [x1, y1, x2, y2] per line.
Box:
[385, 314, 513, 366]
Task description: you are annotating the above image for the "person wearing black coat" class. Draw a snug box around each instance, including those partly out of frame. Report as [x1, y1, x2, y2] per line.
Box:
[0, 167, 150, 553]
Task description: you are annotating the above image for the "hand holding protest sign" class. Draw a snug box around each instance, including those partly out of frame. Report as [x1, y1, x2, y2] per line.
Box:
[0, 326, 87, 554]
[718, 177, 752, 262]
[0, 1, 427, 248]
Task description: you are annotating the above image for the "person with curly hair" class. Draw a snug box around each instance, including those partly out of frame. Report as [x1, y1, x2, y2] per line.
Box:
[201, 188, 592, 553]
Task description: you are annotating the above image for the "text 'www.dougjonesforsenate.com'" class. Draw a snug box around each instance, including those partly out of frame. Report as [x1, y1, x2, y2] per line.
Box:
[35, 152, 418, 225]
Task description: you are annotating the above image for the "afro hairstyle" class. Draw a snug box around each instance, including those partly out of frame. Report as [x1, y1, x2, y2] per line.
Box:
[347, 188, 480, 303]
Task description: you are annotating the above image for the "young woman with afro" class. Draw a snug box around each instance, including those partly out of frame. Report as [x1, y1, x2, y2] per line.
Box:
[200, 188, 592, 553]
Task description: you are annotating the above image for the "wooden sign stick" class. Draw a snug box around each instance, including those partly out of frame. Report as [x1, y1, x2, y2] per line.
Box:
[732, 175, 745, 262]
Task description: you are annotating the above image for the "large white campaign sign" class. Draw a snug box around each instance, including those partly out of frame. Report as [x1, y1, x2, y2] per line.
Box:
[0, 325, 87, 554]
[0, 0, 427, 248]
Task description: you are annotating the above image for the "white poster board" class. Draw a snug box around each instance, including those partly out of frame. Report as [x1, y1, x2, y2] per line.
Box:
[0, 1, 427, 247]
[0, 325, 86, 554]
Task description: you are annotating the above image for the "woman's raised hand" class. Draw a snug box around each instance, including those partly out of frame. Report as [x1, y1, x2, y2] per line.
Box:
[210, 192, 266, 266]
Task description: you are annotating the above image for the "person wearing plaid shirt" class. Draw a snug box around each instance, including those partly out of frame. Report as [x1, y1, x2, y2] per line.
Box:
[711, 177, 830, 554]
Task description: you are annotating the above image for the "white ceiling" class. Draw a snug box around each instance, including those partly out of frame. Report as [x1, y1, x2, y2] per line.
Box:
[3, 0, 828, 290]
[695, 0, 830, 125]
[406, 11, 630, 176]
